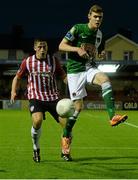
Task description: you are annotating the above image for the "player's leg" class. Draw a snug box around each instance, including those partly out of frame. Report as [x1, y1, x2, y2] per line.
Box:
[60, 73, 86, 161]
[93, 72, 115, 118]
[62, 99, 83, 137]
[65, 72, 86, 136]
[29, 99, 43, 162]
[90, 69, 128, 126]
[61, 99, 83, 161]
[31, 112, 43, 162]
[46, 100, 72, 161]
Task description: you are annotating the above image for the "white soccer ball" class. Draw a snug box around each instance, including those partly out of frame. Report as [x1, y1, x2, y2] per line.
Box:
[56, 98, 74, 118]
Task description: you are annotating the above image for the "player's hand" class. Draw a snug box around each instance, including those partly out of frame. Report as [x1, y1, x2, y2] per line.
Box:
[77, 47, 89, 59]
[63, 76, 68, 84]
[98, 50, 106, 60]
[10, 92, 17, 104]
[80, 43, 96, 59]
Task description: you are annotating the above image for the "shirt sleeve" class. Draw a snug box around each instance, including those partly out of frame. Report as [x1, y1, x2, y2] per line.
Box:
[16, 58, 28, 78]
[64, 25, 77, 42]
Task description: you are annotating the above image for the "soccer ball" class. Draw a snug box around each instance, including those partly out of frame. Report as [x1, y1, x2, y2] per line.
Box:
[56, 98, 74, 118]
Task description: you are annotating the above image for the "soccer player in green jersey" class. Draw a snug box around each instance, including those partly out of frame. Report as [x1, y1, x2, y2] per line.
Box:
[59, 4, 128, 161]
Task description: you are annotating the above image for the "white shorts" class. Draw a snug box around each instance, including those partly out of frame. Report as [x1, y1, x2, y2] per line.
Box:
[67, 67, 101, 100]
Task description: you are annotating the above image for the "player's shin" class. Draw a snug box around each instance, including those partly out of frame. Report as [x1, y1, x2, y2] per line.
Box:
[63, 110, 80, 137]
[102, 82, 115, 119]
[31, 126, 42, 150]
[102, 82, 128, 126]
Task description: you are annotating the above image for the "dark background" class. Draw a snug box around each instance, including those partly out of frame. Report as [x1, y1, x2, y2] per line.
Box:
[0, 0, 137, 41]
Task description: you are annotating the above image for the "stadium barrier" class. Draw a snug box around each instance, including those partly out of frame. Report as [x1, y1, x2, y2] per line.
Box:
[84, 101, 122, 110]
[0, 100, 28, 110]
[122, 101, 138, 110]
[0, 100, 137, 110]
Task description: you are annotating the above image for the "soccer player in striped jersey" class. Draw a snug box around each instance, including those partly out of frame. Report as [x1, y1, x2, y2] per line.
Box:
[59, 4, 128, 161]
[11, 38, 67, 162]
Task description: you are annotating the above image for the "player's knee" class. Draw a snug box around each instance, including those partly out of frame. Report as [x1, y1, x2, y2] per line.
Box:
[59, 117, 67, 128]
[74, 99, 84, 111]
[94, 72, 110, 85]
[33, 120, 42, 129]
[32, 112, 43, 129]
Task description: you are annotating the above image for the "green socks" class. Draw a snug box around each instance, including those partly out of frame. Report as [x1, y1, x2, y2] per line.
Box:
[63, 117, 76, 137]
[102, 82, 115, 119]
[63, 110, 80, 137]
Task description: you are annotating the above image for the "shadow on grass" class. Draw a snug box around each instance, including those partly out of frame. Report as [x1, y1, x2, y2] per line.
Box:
[73, 156, 138, 171]
[0, 170, 7, 173]
[40, 155, 138, 165]
[33, 156, 138, 179]
[74, 156, 138, 161]
[74, 156, 138, 163]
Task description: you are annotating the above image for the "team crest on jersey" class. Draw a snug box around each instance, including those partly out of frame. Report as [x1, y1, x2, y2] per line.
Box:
[72, 92, 76, 97]
[30, 105, 35, 112]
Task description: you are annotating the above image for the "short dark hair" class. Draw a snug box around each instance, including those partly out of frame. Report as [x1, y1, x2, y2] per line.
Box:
[88, 4, 103, 15]
[34, 38, 47, 46]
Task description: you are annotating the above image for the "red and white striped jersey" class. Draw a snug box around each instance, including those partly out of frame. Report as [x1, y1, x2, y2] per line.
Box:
[16, 54, 66, 101]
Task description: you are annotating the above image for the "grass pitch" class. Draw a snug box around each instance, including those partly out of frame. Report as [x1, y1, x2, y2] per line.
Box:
[0, 109, 138, 179]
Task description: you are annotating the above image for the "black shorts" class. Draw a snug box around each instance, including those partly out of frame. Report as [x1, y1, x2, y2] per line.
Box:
[29, 99, 59, 123]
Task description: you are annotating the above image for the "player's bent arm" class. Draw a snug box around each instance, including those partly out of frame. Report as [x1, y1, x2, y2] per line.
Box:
[59, 39, 88, 58]
[59, 38, 79, 53]
[11, 75, 21, 102]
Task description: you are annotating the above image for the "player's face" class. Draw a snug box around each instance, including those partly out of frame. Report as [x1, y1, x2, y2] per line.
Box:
[88, 11, 103, 30]
[34, 41, 48, 59]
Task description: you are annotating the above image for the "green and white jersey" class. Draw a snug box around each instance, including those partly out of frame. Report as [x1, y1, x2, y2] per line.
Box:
[64, 23, 104, 73]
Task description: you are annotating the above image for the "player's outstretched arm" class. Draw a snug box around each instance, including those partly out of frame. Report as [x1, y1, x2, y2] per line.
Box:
[10, 75, 20, 104]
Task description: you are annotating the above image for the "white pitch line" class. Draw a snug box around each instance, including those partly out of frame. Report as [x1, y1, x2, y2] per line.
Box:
[124, 122, 138, 128]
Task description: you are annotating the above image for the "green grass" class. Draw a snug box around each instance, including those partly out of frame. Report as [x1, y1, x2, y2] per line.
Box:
[0, 109, 138, 179]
